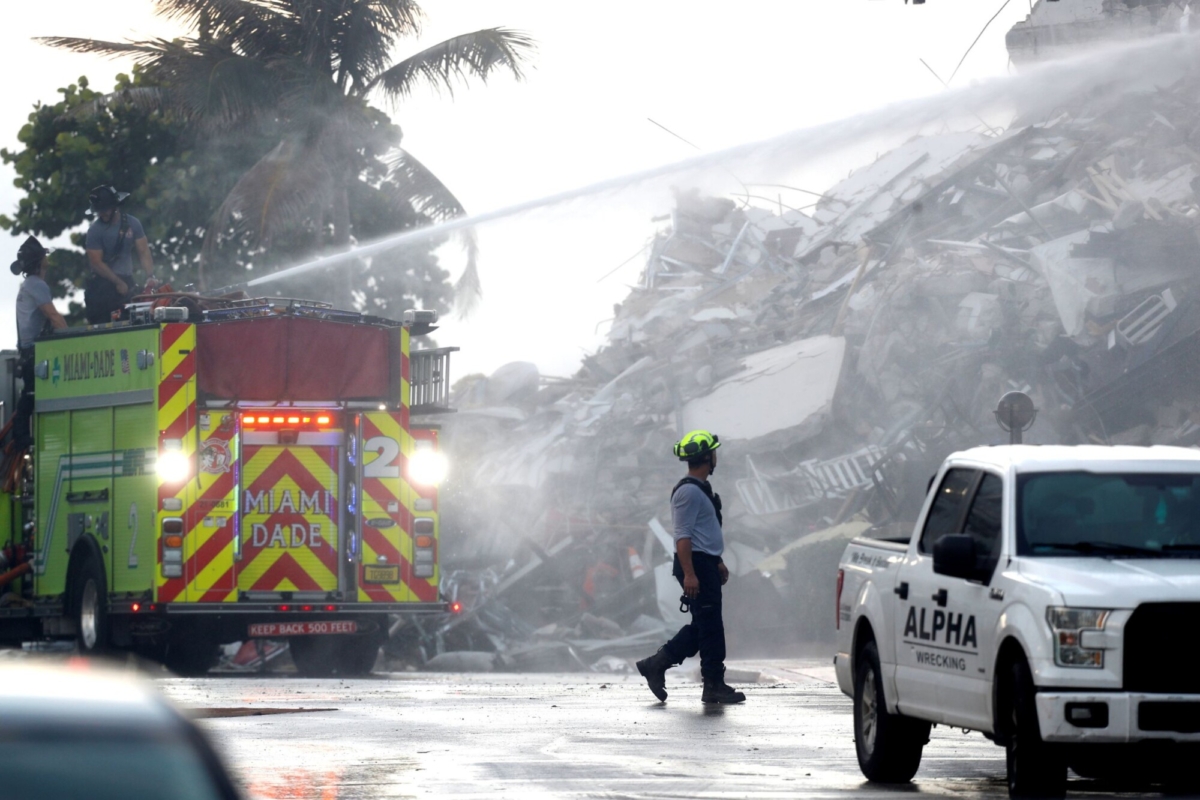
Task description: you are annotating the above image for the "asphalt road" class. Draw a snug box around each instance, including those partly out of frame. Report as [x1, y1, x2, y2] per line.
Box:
[158, 659, 1133, 800]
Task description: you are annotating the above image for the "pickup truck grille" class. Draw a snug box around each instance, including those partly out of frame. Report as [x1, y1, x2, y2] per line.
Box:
[1124, 603, 1200, 693]
[1139, 701, 1200, 733]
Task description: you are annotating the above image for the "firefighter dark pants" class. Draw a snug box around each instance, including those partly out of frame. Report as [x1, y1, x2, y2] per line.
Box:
[11, 349, 34, 450]
[663, 551, 726, 680]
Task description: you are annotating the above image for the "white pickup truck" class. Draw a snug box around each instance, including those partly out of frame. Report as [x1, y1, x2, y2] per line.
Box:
[835, 445, 1200, 797]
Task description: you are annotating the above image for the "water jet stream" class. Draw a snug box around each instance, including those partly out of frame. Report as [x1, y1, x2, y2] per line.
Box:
[245, 32, 1199, 291]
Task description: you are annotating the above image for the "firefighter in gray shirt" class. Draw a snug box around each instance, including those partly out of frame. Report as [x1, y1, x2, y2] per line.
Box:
[11, 236, 67, 448]
[12, 236, 67, 349]
[83, 186, 156, 323]
[636, 430, 746, 704]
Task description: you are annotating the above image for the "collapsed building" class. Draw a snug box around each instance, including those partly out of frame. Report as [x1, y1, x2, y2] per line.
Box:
[1008, 0, 1193, 65]
[393, 36, 1200, 672]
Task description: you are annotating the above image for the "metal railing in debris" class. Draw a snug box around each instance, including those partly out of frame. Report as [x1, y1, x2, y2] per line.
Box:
[736, 446, 884, 516]
[410, 347, 459, 415]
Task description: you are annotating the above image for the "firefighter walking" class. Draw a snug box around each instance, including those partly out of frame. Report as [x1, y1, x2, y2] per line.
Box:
[636, 430, 746, 704]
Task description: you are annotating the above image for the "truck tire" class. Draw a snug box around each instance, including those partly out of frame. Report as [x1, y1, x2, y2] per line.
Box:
[1068, 752, 1130, 785]
[1005, 657, 1066, 798]
[289, 635, 338, 677]
[290, 633, 383, 677]
[164, 635, 218, 677]
[73, 554, 109, 656]
[854, 639, 930, 783]
[337, 631, 386, 676]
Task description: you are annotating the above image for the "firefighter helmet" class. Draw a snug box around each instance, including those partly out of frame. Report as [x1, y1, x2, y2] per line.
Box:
[674, 430, 720, 460]
[11, 235, 48, 276]
[88, 185, 130, 212]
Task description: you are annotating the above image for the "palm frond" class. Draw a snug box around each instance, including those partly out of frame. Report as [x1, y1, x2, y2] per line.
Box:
[41, 35, 279, 126]
[202, 135, 334, 266]
[384, 149, 467, 220]
[331, 0, 424, 91]
[370, 0, 425, 34]
[385, 148, 480, 315]
[152, 0, 295, 56]
[36, 37, 161, 58]
[366, 27, 535, 101]
[153, 0, 288, 27]
[273, 56, 361, 124]
[452, 231, 481, 317]
[153, 40, 281, 124]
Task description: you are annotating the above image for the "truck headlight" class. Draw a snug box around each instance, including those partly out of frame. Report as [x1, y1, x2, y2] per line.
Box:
[156, 449, 191, 484]
[408, 450, 448, 487]
[1046, 607, 1111, 668]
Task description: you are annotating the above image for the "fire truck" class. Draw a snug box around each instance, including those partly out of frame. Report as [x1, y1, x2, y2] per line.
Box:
[0, 295, 455, 675]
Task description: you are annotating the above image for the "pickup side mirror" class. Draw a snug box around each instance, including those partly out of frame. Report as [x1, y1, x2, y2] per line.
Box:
[933, 534, 977, 580]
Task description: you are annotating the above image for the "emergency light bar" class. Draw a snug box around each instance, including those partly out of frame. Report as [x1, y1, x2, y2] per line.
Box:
[240, 412, 339, 430]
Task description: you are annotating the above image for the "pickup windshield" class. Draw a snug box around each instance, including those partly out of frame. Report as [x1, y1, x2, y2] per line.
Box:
[1017, 471, 1200, 557]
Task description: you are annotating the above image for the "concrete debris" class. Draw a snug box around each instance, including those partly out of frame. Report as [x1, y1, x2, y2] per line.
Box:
[405, 52, 1200, 671]
[1007, 0, 1190, 66]
[682, 335, 844, 443]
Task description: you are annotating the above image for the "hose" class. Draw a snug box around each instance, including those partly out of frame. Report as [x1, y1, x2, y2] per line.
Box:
[0, 560, 31, 591]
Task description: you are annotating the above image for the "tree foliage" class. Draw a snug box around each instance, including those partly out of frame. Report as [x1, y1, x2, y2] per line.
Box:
[39, 0, 535, 312]
[1, 69, 451, 320]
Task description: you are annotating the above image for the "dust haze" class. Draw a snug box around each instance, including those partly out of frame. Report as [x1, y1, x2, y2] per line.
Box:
[273, 30, 1200, 670]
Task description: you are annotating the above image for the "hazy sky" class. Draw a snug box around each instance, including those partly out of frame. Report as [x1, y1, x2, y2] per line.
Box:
[0, 1, 1036, 377]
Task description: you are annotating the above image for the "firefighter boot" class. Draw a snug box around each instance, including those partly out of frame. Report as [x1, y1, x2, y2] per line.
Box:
[636, 647, 675, 701]
[701, 674, 746, 704]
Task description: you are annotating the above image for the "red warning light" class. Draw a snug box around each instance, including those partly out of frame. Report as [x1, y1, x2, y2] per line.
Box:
[277, 604, 291, 612]
[131, 602, 141, 613]
[241, 412, 337, 430]
[301, 605, 313, 612]
[450, 601, 463, 614]
[324, 605, 337, 612]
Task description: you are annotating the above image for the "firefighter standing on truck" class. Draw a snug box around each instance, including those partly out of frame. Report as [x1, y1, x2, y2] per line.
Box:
[10, 235, 67, 448]
[84, 185, 156, 324]
[636, 430, 746, 704]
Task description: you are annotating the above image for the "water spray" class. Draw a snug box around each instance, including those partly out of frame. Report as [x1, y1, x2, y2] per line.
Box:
[231, 31, 1200, 294]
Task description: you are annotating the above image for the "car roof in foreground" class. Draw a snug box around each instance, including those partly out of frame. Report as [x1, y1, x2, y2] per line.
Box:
[948, 444, 1200, 474]
[0, 661, 178, 729]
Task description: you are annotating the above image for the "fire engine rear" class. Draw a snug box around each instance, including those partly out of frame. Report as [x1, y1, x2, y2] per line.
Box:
[0, 297, 455, 675]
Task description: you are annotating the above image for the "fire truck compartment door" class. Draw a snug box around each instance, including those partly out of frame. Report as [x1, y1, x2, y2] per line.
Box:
[238, 445, 340, 594]
[358, 412, 419, 602]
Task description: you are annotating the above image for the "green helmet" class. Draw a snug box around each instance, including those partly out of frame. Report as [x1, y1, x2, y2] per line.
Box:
[674, 430, 720, 460]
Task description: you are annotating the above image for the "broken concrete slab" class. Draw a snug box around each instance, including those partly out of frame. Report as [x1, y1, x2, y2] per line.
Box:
[1030, 231, 1118, 336]
[681, 335, 845, 443]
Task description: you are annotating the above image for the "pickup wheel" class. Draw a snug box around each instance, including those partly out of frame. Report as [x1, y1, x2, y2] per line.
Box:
[1005, 657, 1066, 798]
[854, 640, 930, 783]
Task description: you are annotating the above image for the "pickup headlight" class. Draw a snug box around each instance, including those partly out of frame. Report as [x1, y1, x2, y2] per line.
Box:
[1046, 607, 1111, 668]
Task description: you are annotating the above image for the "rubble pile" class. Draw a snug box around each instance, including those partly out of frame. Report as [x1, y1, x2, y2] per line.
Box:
[412, 64, 1200, 671]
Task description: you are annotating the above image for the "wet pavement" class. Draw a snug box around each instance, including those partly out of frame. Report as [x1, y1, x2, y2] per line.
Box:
[159, 659, 1138, 799]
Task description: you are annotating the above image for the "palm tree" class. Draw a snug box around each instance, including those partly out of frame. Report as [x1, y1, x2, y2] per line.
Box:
[42, 0, 534, 310]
